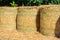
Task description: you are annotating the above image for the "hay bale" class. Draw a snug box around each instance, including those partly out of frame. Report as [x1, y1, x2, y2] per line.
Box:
[0, 7, 17, 31]
[40, 5, 60, 36]
[17, 7, 38, 32]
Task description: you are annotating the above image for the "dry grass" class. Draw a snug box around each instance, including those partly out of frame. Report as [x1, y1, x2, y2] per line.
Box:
[0, 5, 60, 40]
[0, 30, 59, 40]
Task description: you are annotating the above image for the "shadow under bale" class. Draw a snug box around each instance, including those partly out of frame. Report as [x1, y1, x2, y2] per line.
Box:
[55, 16, 60, 38]
[36, 9, 40, 32]
[36, 8, 43, 33]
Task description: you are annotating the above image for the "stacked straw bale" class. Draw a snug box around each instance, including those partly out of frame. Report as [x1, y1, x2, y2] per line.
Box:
[0, 7, 17, 31]
[40, 5, 60, 36]
[17, 7, 39, 33]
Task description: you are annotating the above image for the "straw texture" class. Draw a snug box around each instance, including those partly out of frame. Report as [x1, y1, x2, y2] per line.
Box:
[40, 5, 60, 36]
[0, 7, 17, 31]
[17, 7, 38, 32]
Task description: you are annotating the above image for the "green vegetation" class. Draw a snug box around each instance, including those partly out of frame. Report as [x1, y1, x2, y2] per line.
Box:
[0, 0, 60, 6]
[22, 0, 42, 6]
[10, 1, 18, 7]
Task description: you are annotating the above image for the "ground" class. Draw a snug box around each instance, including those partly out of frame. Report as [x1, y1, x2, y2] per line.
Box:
[0, 30, 60, 40]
